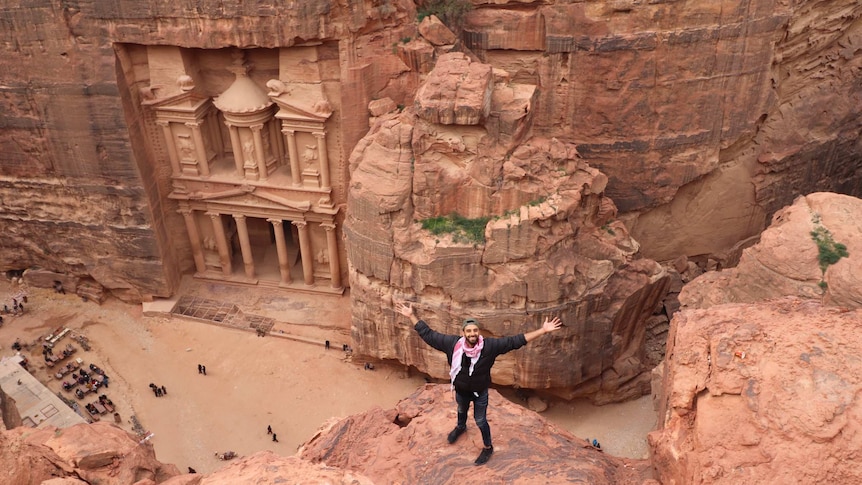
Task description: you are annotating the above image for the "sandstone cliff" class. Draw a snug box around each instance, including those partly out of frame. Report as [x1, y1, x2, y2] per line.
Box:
[650, 193, 862, 483]
[347, 53, 670, 403]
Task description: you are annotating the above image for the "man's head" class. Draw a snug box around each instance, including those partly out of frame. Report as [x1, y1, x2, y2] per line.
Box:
[462, 318, 481, 346]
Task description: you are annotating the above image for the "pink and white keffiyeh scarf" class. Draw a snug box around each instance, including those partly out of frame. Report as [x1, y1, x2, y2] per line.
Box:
[449, 336, 484, 389]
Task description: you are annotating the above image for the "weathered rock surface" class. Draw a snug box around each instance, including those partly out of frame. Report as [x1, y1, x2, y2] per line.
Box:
[300, 384, 653, 484]
[0, 421, 179, 485]
[160, 452, 375, 485]
[650, 298, 862, 484]
[414, 52, 494, 125]
[347, 56, 670, 402]
[679, 193, 862, 310]
[463, 1, 862, 261]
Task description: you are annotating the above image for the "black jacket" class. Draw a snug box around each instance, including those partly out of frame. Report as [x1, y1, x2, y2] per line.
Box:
[414, 320, 527, 393]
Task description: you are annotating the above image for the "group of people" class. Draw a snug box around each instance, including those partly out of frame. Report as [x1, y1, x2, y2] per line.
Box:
[149, 383, 168, 397]
[197, 364, 207, 375]
[266, 424, 279, 442]
[1, 295, 27, 322]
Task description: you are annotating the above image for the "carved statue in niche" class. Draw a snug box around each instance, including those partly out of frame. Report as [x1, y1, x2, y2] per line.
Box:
[203, 236, 216, 251]
[303, 144, 318, 166]
[178, 136, 195, 161]
[316, 248, 329, 264]
[242, 139, 256, 168]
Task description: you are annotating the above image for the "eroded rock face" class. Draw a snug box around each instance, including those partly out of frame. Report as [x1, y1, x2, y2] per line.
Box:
[300, 384, 653, 484]
[163, 452, 375, 485]
[650, 298, 862, 484]
[0, 422, 179, 485]
[463, 2, 862, 261]
[679, 193, 862, 310]
[346, 53, 670, 403]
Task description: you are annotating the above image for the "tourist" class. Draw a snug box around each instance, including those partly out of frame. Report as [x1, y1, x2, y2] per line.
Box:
[395, 301, 563, 465]
[198, 364, 203, 374]
[202, 365, 207, 375]
[267, 425, 272, 435]
[272, 433, 278, 443]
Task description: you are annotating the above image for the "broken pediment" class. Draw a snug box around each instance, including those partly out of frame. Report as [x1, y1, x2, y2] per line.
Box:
[171, 186, 312, 211]
[268, 81, 333, 123]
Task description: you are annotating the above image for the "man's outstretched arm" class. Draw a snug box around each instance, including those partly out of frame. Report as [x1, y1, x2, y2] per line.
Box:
[524, 316, 564, 343]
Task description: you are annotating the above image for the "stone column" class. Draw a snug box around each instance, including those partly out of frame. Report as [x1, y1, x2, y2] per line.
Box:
[269, 121, 285, 165]
[207, 111, 224, 158]
[233, 214, 256, 279]
[179, 208, 206, 273]
[268, 219, 292, 284]
[313, 131, 331, 190]
[293, 220, 315, 286]
[157, 121, 181, 176]
[284, 129, 301, 185]
[208, 212, 232, 276]
[321, 222, 342, 289]
[251, 124, 268, 181]
[187, 121, 210, 177]
[225, 123, 244, 176]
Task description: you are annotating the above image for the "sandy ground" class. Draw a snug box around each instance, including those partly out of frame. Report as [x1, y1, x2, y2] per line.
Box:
[0, 279, 655, 475]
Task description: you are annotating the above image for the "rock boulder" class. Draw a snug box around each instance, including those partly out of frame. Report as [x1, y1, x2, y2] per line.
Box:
[650, 298, 862, 484]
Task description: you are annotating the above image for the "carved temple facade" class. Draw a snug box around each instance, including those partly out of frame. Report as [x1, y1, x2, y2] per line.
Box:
[137, 46, 347, 294]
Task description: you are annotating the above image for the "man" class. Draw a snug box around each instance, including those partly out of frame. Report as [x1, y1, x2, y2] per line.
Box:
[396, 302, 563, 465]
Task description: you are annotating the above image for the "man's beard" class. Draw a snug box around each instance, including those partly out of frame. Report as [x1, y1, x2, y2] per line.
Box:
[467, 336, 478, 345]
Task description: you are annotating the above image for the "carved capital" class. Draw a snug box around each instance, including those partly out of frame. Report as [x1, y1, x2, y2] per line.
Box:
[156, 120, 171, 127]
[320, 222, 336, 232]
[267, 218, 283, 227]
[292, 220, 307, 230]
[312, 131, 326, 139]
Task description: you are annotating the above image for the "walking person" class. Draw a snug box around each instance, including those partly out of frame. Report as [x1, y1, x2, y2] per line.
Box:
[198, 364, 203, 374]
[267, 425, 272, 435]
[202, 365, 206, 376]
[161, 385, 167, 396]
[272, 433, 278, 443]
[395, 301, 563, 465]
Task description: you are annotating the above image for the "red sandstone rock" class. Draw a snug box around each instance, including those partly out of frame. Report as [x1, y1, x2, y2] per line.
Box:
[0, 421, 178, 484]
[650, 298, 862, 484]
[414, 53, 493, 125]
[168, 452, 374, 485]
[418, 15, 457, 46]
[300, 384, 653, 484]
[368, 97, 398, 117]
[679, 193, 862, 310]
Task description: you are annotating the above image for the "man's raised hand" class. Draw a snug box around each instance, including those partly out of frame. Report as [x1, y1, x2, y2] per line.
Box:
[542, 316, 563, 333]
[395, 301, 414, 318]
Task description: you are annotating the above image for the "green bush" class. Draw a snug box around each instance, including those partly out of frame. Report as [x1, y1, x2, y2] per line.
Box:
[810, 226, 849, 274]
[417, 0, 473, 28]
[421, 212, 490, 244]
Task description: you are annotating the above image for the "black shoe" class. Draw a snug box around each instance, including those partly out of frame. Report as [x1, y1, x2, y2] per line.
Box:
[447, 427, 466, 444]
[474, 446, 494, 465]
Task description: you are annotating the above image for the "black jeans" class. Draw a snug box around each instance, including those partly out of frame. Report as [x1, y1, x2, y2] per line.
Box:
[455, 388, 492, 447]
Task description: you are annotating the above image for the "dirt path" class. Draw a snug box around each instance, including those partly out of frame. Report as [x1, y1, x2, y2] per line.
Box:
[0, 280, 654, 474]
